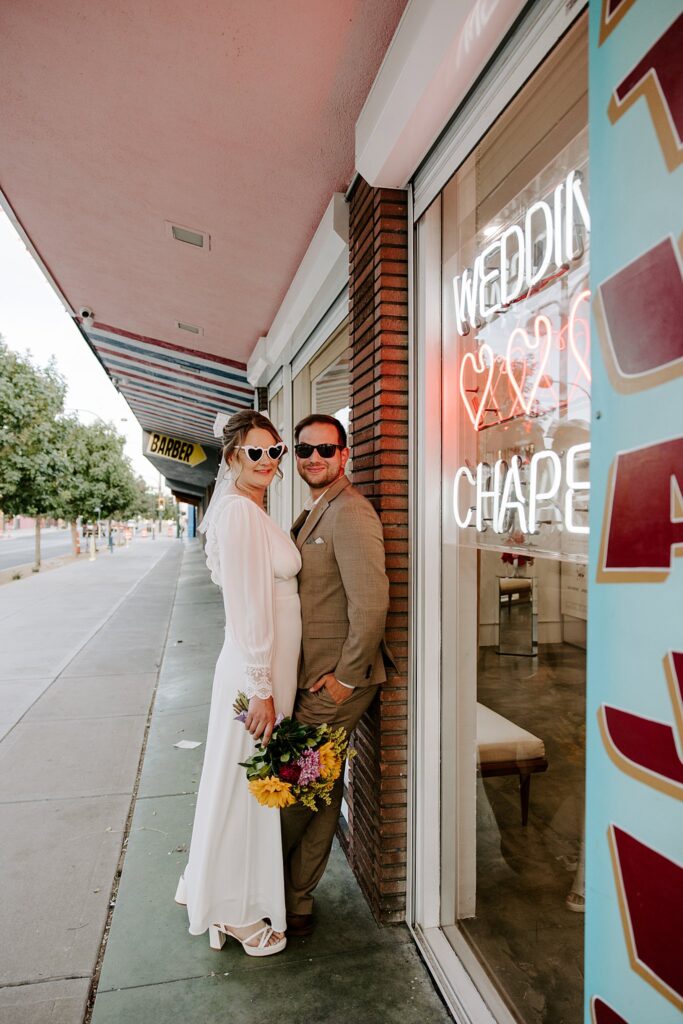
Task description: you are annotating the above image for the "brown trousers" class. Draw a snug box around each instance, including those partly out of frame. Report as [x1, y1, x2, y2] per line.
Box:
[281, 683, 378, 915]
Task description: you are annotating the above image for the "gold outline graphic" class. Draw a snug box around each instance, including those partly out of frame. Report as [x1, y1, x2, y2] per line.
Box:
[599, 0, 638, 46]
[608, 825, 683, 1010]
[663, 651, 683, 755]
[608, 22, 683, 173]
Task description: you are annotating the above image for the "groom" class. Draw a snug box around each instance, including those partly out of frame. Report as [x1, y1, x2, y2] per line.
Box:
[282, 413, 393, 937]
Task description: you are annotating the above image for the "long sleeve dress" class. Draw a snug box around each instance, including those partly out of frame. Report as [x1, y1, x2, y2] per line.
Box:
[178, 492, 301, 936]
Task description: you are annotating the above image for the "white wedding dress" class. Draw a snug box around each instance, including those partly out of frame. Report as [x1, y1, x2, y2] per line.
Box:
[177, 488, 301, 936]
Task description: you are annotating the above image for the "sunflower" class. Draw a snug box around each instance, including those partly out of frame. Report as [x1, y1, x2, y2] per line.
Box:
[318, 741, 342, 781]
[248, 777, 296, 809]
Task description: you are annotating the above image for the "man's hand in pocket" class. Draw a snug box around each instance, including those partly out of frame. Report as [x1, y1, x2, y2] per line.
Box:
[309, 673, 353, 704]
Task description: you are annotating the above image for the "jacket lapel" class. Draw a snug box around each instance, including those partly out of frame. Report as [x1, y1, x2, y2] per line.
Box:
[291, 508, 308, 544]
[294, 475, 350, 550]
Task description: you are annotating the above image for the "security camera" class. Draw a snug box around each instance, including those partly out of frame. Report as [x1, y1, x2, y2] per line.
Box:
[79, 307, 94, 321]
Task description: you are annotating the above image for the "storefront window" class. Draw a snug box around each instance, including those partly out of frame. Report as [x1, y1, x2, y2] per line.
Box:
[439, 17, 588, 1023]
[313, 350, 350, 425]
[267, 324, 350, 528]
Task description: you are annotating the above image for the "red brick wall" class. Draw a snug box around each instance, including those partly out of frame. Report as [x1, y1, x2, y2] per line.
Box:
[341, 177, 409, 924]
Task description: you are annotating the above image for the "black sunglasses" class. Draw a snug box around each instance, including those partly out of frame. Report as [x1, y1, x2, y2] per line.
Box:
[237, 443, 287, 462]
[294, 443, 345, 459]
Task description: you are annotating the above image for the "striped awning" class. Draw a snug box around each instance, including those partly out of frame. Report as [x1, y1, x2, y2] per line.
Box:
[83, 322, 254, 447]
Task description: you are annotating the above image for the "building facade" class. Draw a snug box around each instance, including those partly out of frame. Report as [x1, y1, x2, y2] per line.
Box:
[250, 2, 682, 1023]
[2, 1, 680, 1021]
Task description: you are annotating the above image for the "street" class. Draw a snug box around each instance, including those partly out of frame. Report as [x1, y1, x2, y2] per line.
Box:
[0, 528, 75, 571]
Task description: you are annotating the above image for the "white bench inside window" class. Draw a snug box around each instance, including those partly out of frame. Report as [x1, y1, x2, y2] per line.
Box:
[476, 702, 548, 825]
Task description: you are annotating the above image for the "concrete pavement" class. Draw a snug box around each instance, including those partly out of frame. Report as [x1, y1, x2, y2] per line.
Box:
[90, 541, 450, 1024]
[0, 538, 450, 1024]
[0, 538, 182, 1024]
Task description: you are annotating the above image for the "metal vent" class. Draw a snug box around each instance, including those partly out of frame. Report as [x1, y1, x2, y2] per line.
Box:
[172, 225, 204, 247]
[165, 221, 210, 251]
[176, 321, 203, 335]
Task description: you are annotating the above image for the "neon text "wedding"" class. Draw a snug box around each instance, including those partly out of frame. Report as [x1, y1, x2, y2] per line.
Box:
[453, 170, 590, 335]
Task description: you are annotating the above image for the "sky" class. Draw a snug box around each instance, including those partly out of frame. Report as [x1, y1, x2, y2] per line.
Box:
[0, 209, 160, 487]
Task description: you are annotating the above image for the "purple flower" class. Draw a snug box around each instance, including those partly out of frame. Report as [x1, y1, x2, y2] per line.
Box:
[297, 748, 322, 786]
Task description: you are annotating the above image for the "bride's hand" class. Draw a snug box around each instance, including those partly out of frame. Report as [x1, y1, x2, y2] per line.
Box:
[245, 696, 276, 744]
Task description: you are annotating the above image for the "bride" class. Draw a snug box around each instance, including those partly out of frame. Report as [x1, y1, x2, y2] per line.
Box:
[175, 410, 301, 957]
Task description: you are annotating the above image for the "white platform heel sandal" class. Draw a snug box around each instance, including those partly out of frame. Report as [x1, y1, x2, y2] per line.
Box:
[174, 876, 187, 906]
[208, 922, 287, 957]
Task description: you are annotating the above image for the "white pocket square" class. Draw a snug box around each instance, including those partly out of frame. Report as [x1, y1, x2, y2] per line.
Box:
[313, 536, 326, 545]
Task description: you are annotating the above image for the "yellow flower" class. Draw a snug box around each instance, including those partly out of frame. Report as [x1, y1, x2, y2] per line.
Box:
[318, 742, 342, 781]
[248, 777, 296, 809]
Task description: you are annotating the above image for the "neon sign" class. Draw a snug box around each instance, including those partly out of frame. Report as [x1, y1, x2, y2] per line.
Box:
[459, 289, 591, 431]
[453, 443, 590, 536]
[453, 170, 590, 335]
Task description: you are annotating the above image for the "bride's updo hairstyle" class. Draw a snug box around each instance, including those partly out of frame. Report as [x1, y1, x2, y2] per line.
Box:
[222, 410, 285, 480]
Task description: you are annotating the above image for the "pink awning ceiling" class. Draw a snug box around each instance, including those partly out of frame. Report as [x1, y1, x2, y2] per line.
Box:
[0, 1, 407, 464]
[85, 322, 252, 447]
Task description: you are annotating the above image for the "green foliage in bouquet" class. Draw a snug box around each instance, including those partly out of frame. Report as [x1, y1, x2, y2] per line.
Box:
[232, 691, 353, 811]
[238, 716, 326, 781]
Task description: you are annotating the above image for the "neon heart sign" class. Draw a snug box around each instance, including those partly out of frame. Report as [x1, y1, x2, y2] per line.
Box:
[506, 314, 553, 415]
[459, 343, 495, 430]
[567, 289, 592, 398]
[458, 290, 591, 430]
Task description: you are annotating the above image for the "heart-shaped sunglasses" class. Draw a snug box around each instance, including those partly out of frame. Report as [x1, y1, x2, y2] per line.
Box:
[237, 443, 287, 463]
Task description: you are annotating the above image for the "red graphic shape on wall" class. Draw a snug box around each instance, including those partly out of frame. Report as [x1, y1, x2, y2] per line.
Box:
[599, 705, 683, 800]
[598, 437, 683, 582]
[599, 0, 638, 45]
[609, 826, 683, 1009]
[590, 996, 629, 1024]
[595, 237, 683, 392]
[608, 13, 683, 171]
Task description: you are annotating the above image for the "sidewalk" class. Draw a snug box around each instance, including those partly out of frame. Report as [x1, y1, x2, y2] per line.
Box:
[90, 541, 451, 1024]
[0, 538, 182, 1023]
[0, 538, 450, 1024]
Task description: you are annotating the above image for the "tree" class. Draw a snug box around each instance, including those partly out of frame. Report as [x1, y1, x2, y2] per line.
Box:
[56, 418, 146, 551]
[131, 477, 159, 519]
[0, 339, 68, 568]
[0, 339, 147, 564]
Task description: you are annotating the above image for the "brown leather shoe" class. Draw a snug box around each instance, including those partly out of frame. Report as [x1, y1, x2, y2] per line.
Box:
[286, 913, 314, 937]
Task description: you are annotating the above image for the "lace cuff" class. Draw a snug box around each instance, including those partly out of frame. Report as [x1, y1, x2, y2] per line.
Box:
[244, 665, 272, 700]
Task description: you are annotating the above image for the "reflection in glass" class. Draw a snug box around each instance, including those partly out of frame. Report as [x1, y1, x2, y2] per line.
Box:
[498, 576, 537, 656]
[438, 15, 588, 1024]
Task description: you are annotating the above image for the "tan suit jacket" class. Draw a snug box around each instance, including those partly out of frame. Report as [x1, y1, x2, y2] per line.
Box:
[291, 475, 393, 689]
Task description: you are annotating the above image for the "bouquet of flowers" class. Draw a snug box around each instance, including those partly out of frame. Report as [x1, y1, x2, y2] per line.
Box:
[233, 691, 353, 811]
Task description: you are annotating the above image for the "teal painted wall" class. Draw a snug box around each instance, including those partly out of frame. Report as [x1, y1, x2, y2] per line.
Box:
[586, 1, 683, 1022]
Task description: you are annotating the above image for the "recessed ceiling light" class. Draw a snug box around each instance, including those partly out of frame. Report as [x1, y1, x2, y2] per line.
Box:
[176, 321, 204, 335]
[165, 221, 210, 251]
[172, 225, 204, 247]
